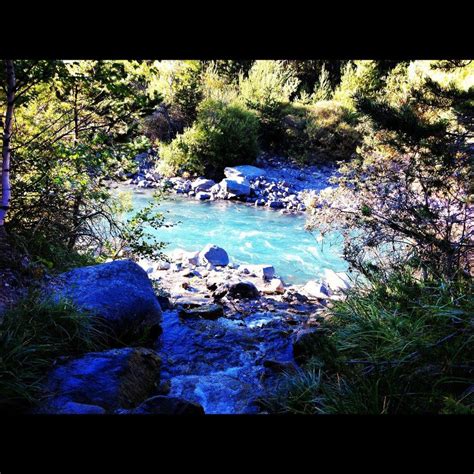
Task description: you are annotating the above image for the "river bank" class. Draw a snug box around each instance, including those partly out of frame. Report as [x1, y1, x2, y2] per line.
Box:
[114, 152, 338, 214]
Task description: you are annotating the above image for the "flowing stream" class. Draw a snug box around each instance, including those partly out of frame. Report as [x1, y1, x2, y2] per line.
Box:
[128, 190, 347, 284]
[123, 189, 349, 413]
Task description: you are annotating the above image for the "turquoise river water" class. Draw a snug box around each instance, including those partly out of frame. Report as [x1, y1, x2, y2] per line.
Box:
[129, 190, 347, 285]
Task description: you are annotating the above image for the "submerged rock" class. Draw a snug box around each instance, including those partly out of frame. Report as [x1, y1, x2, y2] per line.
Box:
[195, 192, 211, 201]
[56, 402, 106, 415]
[39, 348, 162, 413]
[51, 260, 162, 340]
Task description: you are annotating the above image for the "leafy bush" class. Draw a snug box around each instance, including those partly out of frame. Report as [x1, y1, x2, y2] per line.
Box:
[240, 60, 300, 151]
[159, 99, 259, 179]
[333, 60, 386, 110]
[265, 274, 474, 414]
[152, 60, 204, 126]
[140, 103, 185, 144]
[0, 293, 106, 411]
[281, 101, 361, 163]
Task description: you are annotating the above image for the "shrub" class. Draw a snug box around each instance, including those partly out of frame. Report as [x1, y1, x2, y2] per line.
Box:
[264, 274, 474, 414]
[158, 99, 259, 179]
[240, 60, 300, 151]
[281, 101, 361, 163]
[140, 103, 185, 144]
[152, 60, 204, 126]
[307, 61, 474, 280]
[333, 61, 385, 110]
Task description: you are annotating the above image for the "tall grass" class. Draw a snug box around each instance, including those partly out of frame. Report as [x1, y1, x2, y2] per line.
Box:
[265, 273, 474, 414]
[0, 293, 106, 412]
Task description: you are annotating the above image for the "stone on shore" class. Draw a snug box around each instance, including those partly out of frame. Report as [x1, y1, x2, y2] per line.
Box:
[261, 278, 285, 295]
[199, 244, 229, 267]
[51, 260, 162, 340]
[38, 348, 162, 413]
[302, 280, 330, 299]
[323, 269, 351, 291]
[224, 165, 266, 180]
[178, 303, 224, 320]
[220, 178, 251, 197]
[240, 264, 275, 280]
[226, 280, 260, 300]
[191, 178, 215, 192]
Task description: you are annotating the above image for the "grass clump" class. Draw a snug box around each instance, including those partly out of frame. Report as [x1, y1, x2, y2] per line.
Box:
[265, 273, 474, 414]
[0, 292, 106, 412]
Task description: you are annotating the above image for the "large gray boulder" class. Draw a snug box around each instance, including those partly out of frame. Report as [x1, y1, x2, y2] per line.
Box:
[220, 178, 251, 197]
[51, 260, 162, 339]
[199, 244, 229, 266]
[38, 348, 162, 413]
[224, 165, 266, 180]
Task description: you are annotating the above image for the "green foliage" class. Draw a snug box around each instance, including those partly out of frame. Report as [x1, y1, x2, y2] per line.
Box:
[333, 61, 386, 110]
[308, 60, 474, 280]
[239, 60, 300, 151]
[152, 60, 204, 126]
[0, 293, 106, 411]
[311, 65, 333, 102]
[204, 60, 254, 84]
[119, 194, 169, 262]
[266, 274, 474, 414]
[281, 101, 361, 163]
[3, 60, 165, 269]
[159, 98, 259, 179]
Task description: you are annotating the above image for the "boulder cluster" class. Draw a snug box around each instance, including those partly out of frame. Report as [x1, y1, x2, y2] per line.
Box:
[139, 244, 351, 309]
[118, 152, 337, 214]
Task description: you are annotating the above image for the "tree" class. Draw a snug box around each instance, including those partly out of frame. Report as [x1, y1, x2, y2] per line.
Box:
[307, 60, 474, 281]
[2, 60, 163, 266]
[0, 60, 15, 229]
[1, 60, 60, 230]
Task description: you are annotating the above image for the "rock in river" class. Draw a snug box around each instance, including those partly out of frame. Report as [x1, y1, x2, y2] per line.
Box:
[117, 395, 205, 415]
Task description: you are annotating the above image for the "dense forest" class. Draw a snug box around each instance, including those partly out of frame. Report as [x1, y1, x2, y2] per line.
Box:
[0, 59, 472, 415]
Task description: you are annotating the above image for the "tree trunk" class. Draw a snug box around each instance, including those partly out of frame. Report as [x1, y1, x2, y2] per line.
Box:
[0, 60, 16, 227]
[68, 82, 81, 250]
